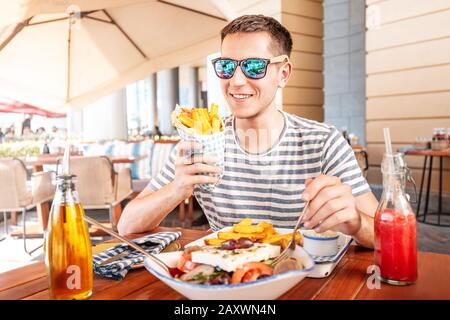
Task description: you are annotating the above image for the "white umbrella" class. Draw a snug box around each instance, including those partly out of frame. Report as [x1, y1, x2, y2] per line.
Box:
[0, 0, 235, 112]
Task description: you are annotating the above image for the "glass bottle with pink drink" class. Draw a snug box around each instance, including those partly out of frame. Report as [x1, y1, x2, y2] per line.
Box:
[374, 153, 417, 285]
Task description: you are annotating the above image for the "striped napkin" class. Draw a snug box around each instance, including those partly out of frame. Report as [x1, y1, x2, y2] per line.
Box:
[93, 231, 181, 280]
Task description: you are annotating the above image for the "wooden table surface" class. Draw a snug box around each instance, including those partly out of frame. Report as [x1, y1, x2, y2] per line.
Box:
[22, 154, 140, 171]
[405, 149, 450, 157]
[1, 227, 449, 300]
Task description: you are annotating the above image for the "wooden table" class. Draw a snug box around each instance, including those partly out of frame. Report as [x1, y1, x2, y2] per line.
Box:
[22, 154, 140, 173]
[405, 149, 450, 227]
[1, 227, 450, 300]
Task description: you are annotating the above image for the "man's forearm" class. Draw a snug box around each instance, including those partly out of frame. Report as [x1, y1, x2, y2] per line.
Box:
[117, 183, 184, 235]
[353, 213, 374, 249]
[351, 192, 378, 249]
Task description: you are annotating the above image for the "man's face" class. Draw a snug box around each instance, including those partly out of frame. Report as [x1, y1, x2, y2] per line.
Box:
[220, 32, 290, 119]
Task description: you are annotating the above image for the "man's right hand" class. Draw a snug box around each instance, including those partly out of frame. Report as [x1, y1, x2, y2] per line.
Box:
[170, 141, 222, 201]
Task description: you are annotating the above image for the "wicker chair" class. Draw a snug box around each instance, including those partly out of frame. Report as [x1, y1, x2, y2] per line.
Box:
[0, 158, 54, 254]
[58, 156, 133, 231]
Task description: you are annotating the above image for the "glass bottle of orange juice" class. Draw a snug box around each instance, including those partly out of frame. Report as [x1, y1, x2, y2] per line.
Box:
[45, 174, 93, 299]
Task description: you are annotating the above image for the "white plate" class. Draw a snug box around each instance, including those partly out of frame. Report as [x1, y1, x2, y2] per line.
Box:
[188, 227, 353, 279]
[144, 227, 315, 300]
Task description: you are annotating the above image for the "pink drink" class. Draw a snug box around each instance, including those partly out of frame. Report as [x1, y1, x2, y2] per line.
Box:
[374, 208, 417, 284]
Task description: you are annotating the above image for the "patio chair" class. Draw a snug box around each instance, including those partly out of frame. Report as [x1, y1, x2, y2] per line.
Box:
[352, 145, 369, 178]
[0, 158, 54, 254]
[58, 156, 133, 231]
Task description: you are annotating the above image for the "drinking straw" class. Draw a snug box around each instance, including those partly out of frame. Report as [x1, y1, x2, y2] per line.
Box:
[383, 127, 393, 155]
[62, 140, 70, 175]
[383, 127, 394, 172]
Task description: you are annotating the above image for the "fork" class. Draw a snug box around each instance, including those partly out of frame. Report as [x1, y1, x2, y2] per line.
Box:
[97, 250, 131, 266]
[83, 216, 173, 274]
[272, 201, 309, 267]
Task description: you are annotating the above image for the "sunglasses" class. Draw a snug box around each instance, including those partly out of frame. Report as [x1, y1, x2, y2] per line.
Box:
[211, 55, 289, 80]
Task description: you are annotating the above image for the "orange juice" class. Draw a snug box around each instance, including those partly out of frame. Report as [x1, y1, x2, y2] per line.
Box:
[45, 175, 93, 299]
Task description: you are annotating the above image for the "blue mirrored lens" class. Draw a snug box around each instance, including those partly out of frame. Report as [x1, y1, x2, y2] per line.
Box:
[242, 59, 267, 79]
[215, 60, 236, 78]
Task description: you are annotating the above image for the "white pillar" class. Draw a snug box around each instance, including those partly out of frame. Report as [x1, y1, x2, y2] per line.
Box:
[156, 68, 179, 135]
[66, 107, 83, 138]
[149, 73, 157, 130]
[82, 88, 128, 141]
[178, 65, 199, 107]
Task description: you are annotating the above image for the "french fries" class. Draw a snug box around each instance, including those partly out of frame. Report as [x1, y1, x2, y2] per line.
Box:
[232, 225, 264, 234]
[257, 221, 277, 236]
[210, 103, 219, 117]
[261, 231, 303, 247]
[179, 114, 194, 128]
[204, 218, 304, 249]
[176, 103, 223, 135]
[217, 232, 266, 242]
[204, 238, 226, 246]
[236, 218, 253, 226]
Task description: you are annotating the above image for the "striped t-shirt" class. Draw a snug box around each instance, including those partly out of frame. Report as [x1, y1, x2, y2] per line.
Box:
[148, 111, 371, 231]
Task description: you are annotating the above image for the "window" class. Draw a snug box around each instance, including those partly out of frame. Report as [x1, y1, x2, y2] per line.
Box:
[126, 77, 155, 136]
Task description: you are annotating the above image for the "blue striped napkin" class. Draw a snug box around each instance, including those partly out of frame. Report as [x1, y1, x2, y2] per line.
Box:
[93, 231, 181, 280]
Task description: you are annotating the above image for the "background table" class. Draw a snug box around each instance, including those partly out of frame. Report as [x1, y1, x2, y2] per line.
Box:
[405, 149, 450, 227]
[351, 144, 369, 178]
[22, 154, 140, 173]
[1, 227, 449, 300]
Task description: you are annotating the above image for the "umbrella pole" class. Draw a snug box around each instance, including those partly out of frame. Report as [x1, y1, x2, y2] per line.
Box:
[66, 14, 73, 137]
[66, 14, 73, 105]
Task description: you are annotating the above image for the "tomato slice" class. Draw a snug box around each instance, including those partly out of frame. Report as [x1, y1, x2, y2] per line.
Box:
[177, 252, 200, 273]
[243, 262, 273, 277]
[231, 268, 247, 284]
[242, 269, 260, 282]
[231, 262, 274, 284]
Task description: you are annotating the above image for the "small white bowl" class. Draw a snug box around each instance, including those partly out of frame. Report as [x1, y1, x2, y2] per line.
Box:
[144, 245, 315, 300]
[302, 231, 339, 257]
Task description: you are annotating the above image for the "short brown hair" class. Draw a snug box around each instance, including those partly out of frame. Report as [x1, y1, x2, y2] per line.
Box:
[221, 15, 293, 57]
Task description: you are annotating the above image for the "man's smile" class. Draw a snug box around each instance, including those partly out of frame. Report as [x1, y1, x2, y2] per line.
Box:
[229, 93, 254, 101]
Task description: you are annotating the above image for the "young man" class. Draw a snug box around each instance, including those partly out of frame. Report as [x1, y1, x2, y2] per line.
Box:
[118, 15, 379, 248]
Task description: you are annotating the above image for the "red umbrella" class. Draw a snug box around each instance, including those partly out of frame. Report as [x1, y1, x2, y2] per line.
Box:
[0, 99, 65, 118]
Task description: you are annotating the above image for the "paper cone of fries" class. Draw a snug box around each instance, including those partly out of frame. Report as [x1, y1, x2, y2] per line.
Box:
[172, 104, 225, 191]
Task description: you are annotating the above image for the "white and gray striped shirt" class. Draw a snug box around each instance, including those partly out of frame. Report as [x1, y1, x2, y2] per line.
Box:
[148, 111, 371, 231]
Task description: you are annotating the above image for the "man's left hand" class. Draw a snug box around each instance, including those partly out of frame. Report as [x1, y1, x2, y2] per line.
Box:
[301, 174, 361, 236]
